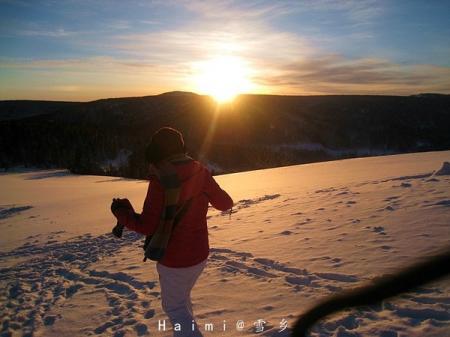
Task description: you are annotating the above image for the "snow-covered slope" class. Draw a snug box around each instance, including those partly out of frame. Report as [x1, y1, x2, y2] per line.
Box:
[1, 151, 449, 337]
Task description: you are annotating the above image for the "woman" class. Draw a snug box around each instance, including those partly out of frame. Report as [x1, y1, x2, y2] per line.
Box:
[111, 127, 233, 337]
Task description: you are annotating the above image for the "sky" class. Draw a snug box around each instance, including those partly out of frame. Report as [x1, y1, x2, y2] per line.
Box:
[0, 0, 449, 101]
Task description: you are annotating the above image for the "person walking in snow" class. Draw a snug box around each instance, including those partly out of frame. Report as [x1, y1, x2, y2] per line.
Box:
[111, 127, 233, 337]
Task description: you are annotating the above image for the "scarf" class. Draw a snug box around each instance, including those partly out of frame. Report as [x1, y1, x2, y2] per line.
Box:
[144, 153, 192, 262]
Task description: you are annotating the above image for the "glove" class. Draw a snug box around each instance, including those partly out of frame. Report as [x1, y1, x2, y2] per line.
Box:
[110, 198, 133, 217]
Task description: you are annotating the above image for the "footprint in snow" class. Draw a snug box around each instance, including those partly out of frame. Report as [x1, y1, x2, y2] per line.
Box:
[0, 231, 157, 335]
[0, 205, 33, 220]
[208, 247, 361, 295]
[373, 226, 385, 233]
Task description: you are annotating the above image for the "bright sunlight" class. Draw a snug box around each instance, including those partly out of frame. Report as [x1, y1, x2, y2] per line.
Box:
[192, 56, 254, 103]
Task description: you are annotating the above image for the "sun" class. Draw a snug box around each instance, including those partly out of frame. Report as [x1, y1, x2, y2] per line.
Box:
[192, 56, 253, 103]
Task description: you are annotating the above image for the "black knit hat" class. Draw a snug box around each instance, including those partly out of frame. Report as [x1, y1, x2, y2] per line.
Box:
[145, 127, 185, 164]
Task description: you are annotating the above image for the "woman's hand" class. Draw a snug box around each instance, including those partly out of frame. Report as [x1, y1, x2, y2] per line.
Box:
[110, 198, 133, 217]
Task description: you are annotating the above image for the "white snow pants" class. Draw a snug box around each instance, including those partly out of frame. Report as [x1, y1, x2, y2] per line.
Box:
[156, 259, 207, 337]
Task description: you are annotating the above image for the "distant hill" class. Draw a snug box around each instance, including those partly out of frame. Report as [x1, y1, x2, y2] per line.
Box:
[0, 100, 78, 120]
[1, 92, 449, 177]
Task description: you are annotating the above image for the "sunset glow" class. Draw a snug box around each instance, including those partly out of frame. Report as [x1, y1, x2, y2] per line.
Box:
[192, 56, 254, 103]
[0, 1, 449, 101]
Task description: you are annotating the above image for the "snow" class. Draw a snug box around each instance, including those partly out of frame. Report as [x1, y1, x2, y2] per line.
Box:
[0, 150, 449, 337]
[272, 142, 395, 158]
[434, 162, 450, 176]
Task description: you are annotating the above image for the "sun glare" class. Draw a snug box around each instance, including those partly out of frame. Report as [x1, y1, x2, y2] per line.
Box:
[192, 56, 253, 103]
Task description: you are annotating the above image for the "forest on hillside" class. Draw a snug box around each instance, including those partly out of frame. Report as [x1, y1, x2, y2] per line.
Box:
[1, 92, 449, 178]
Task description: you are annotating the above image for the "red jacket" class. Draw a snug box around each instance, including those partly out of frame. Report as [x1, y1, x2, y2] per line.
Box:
[115, 160, 233, 267]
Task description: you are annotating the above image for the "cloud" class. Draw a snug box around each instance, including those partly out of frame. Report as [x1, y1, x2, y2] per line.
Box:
[254, 55, 450, 95]
[178, 0, 293, 20]
[173, 0, 382, 27]
[3, 29, 449, 100]
[0, 56, 186, 75]
[17, 28, 75, 37]
[112, 20, 314, 67]
[104, 20, 131, 31]
[0, 56, 189, 101]
[106, 0, 382, 69]
[48, 85, 81, 92]
[139, 19, 160, 25]
[1, 0, 448, 99]
[295, 0, 382, 25]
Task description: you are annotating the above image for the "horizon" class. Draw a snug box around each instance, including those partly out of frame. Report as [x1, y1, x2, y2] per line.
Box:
[1, 1, 450, 101]
[1, 90, 449, 104]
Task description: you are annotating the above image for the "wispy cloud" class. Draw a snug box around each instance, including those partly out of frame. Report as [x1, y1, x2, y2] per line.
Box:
[178, 0, 293, 20]
[0, 56, 187, 75]
[17, 27, 75, 37]
[297, 0, 382, 25]
[255, 55, 450, 95]
[104, 20, 132, 31]
[113, 25, 312, 64]
[174, 0, 382, 26]
[0, 56, 190, 100]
